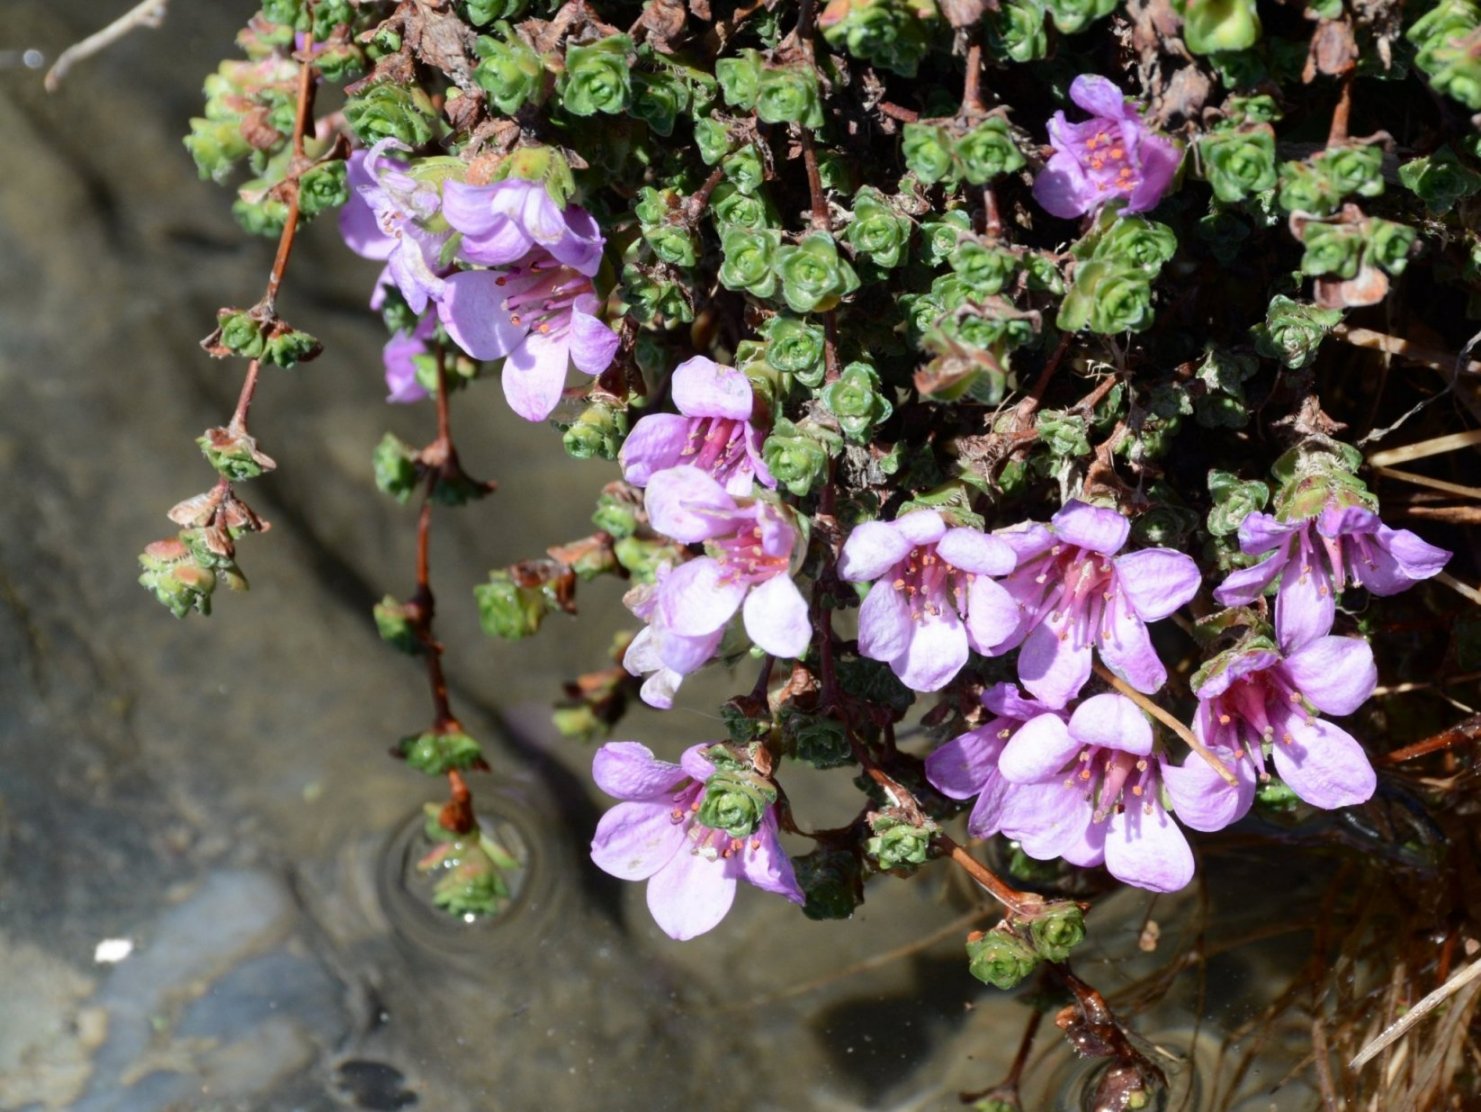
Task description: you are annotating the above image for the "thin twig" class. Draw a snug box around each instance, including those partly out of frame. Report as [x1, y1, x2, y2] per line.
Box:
[44, 0, 168, 92]
[1092, 662, 1237, 786]
[1367, 428, 1481, 469]
[1373, 466, 1481, 503]
[1436, 572, 1481, 607]
[1351, 959, 1481, 1069]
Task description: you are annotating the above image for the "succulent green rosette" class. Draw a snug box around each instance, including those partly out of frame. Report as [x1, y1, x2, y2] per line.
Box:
[562, 402, 629, 461]
[711, 182, 777, 230]
[763, 418, 840, 496]
[1199, 125, 1277, 203]
[955, 117, 1026, 185]
[1059, 260, 1154, 333]
[473, 25, 544, 115]
[632, 68, 690, 136]
[1398, 146, 1481, 214]
[775, 233, 860, 313]
[716, 48, 764, 109]
[755, 64, 825, 129]
[794, 846, 864, 920]
[987, 0, 1049, 62]
[1026, 903, 1086, 962]
[1252, 294, 1343, 369]
[762, 316, 827, 387]
[1042, 0, 1117, 35]
[1315, 144, 1384, 200]
[718, 226, 783, 297]
[1409, 0, 1481, 109]
[475, 569, 550, 639]
[1175, 0, 1261, 54]
[864, 814, 937, 871]
[697, 755, 778, 838]
[951, 239, 1018, 295]
[694, 116, 735, 165]
[822, 362, 894, 440]
[1368, 219, 1417, 276]
[967, 926, 1040, 990]
[844, 187, 911, 268]
[918, 209, 971, 266]
[721, 144, 767, 194]
[1207, 469, 1270, 536]
[902, 122, 957, 185]
[1297, 220, 1364, 280]
[557, 35, 632, 117]
[344, 81, 442, 147]
[1277, 160, 1341, 216]
[819, 0, 938, 78]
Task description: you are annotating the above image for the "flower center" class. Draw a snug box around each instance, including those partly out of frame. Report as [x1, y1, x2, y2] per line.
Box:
[497, 260, 593, 336]
[671, 791, 762, 860]
[1208, 667, 1314, 769]
[891, 544, 970, 623]
[1032, 545, 1116, 648]
[1064, 746, 1156, 823]
[712, 521, 790, 587]
[681, 417, 749, 483]
[1080, 124, 1141, 197]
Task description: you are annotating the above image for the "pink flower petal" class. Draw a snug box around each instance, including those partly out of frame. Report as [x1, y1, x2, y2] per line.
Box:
[740, 814, 804, 902]
[998, 712, 1081, 782]
[893, 509, 947, 547]
[937, 528, 1016, 576]
[593, 741, 687, 800]
[1104, 802, 1194, 892]
[671, 356, 754, 420]
[857, 579, 913, 665]
[568, 298, 620, 375]
[1115, 548, 1201, 620]
[838, 522, 912, 582]
[925, 725, 1006, 800]
[1269, 716, 1376, 810]
[644, 466, 738, 542]
[590, 801, 686, 880]
[1163, 749, 1255, 832]
[620, 414, 692, 487]
[1282, 635, 1376, 717]
[742, 574, 812, 658]
[896, 608, 969, 692]
[645, 847, 738, 940]
[1051, 501, 1130, 554]
[660, 558, 748, 637]
[1068, 693, 1152, 755]
[1095, 589, 1167, 695]
[1017, 617, 1093, 708]
[439, 270, 527, 361]
[964, 575, 1022, 655]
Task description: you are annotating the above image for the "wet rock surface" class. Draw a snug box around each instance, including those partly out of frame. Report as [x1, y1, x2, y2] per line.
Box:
[0, 6, 1320, 1111]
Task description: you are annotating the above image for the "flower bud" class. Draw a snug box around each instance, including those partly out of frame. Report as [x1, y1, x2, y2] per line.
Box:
[966, 925, 1040, 990]
[775, 232, 860, 314]
[697, 766, 778, 838]
[591, 482, 643, 539]
[474, 570, 549, 639]
[398, 727, 484, 775]
[138, 540, 219, 618]
[865, 813, 937, 871]
[374, 595, 425, 655]
[373, 432, 421, 504]
[562, 402, 630, 461]
[1199, 125, 1277, 203]
[217, 309, 267, 359]
[755, 64, 824, 129]
[955, 117, 1026, 185]
[822, 362, 894, 441]
[1026, 902, 1086, 962]
[473, 26, 544, 116]
[264, 325, 322, 368]
[344, 81, 442, 147]
[613, 535, 689, 583]
[197, 426, 277, 481]
[902, 122, 956, 184]
[762, 418, 839, 496]
[558, 35, 633, 117]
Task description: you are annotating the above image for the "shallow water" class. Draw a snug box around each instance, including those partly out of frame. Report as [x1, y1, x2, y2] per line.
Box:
[0, 5, 1328, 1109]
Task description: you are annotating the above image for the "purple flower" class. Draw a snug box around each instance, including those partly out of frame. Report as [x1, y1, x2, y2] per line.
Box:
[339, 141, 451, 314]
[644, 466, 812, 660]
[589, 742, 803, 940]
[925, 683, 1064, 839]
[838, 510, 1020, 693]
[381, 313, 438, 404]
[622, 573, 724, 710]
[1165, 633, 1378, 824]
[442, 178, 605, 277]
[437, 256, 619, 421]
[1031, 75, 1181, 219]
[992, 501, 1201, 708]
[994, 693, 1196, 893]
[1214, 504, 1451, 652]
[620, 357, 775, 497]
